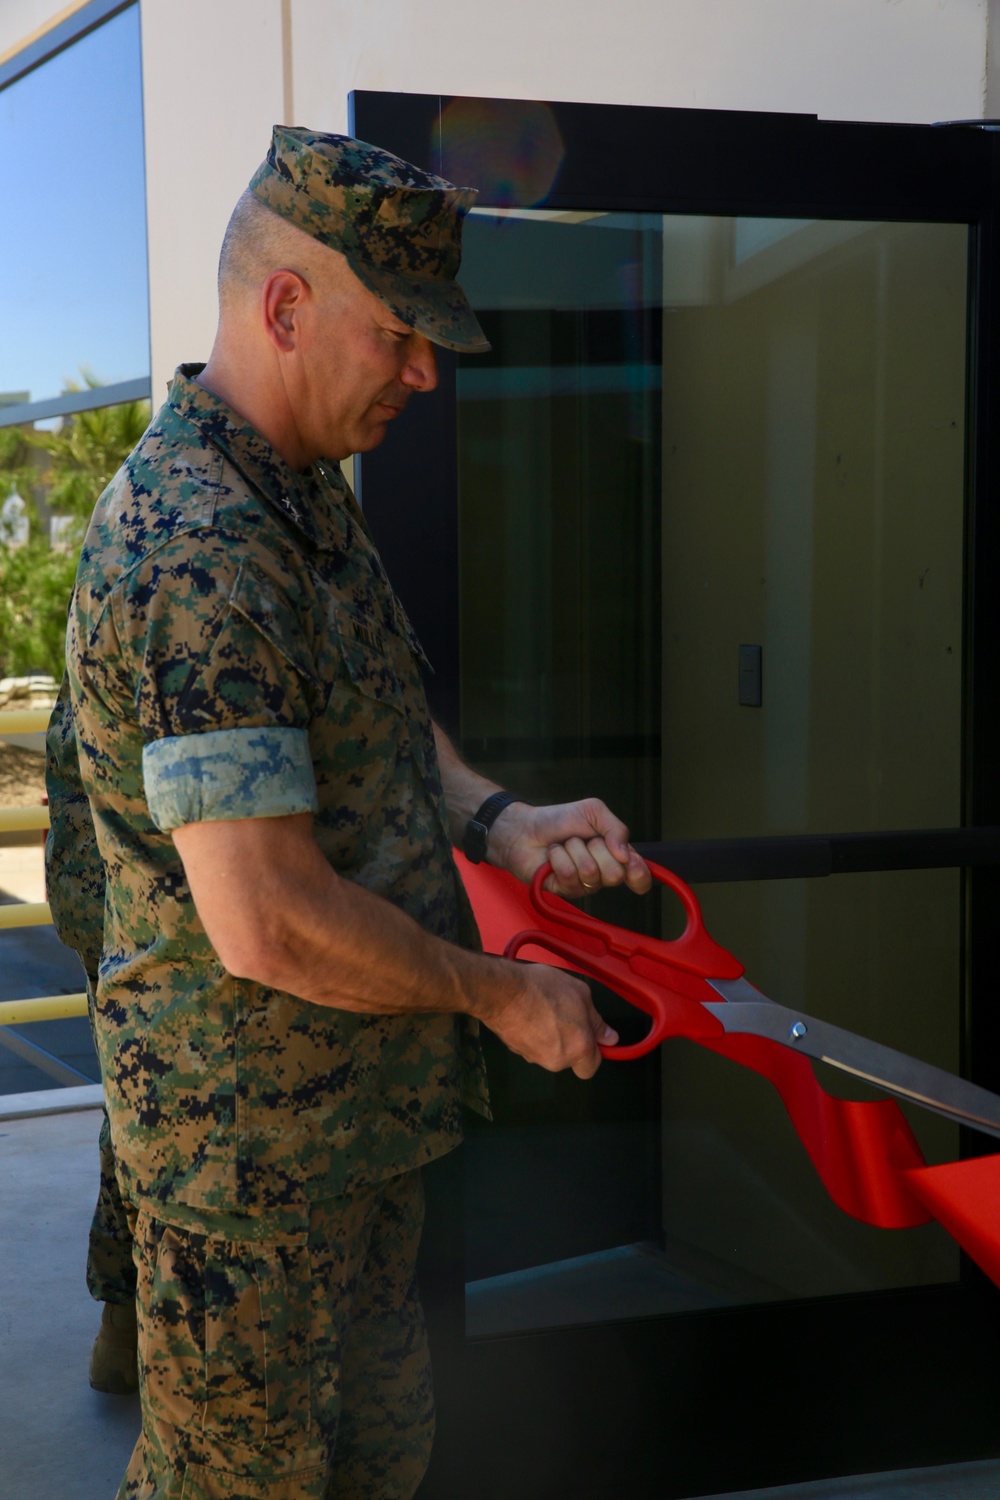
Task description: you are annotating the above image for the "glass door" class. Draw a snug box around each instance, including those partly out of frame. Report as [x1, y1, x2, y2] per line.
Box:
[459, 207, 966, 1329]
[354, 94, 1000, 1499]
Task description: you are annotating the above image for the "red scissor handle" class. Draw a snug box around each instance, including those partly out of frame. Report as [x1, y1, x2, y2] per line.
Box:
[502, 860, 743, 1060]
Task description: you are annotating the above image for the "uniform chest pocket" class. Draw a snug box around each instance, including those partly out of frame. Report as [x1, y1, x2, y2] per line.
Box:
[329, 612, 411, 714]
[338, 638, 406, 709]
[229, 560, 320, 687]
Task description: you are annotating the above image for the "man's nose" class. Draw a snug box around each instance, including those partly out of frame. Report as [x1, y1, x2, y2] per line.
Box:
[402, 335, 438, 393]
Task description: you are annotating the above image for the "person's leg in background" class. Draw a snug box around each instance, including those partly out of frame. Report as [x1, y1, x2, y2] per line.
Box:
[84, 965, 139, 1396]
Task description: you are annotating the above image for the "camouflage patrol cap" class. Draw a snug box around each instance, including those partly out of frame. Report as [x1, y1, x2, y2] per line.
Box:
[249, 126, 489, 354]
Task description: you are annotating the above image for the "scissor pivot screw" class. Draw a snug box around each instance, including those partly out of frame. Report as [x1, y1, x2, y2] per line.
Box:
[789, 1022, 808, 1041]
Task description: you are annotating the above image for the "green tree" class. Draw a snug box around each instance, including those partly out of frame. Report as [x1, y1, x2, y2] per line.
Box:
[0, 374, 150, 679]
[0, 425, 36, 516]
[37, 374, 151, 525]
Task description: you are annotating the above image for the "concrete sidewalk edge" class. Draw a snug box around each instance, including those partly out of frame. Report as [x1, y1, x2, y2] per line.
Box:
[0, 1081, 103, 1119]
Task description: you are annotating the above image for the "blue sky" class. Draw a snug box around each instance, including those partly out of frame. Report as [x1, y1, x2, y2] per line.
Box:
[0, 6, 150, 406]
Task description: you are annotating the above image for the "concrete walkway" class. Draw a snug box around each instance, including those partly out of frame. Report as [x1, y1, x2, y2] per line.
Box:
[0, 1103, 139, 1499]
[3, 1098, 1000, 1500]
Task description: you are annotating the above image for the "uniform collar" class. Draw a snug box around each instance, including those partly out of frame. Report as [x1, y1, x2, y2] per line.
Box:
[167, 363, 349, 549]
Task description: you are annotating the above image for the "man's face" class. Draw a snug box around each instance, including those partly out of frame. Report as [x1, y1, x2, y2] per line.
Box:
[296, 266, 439, 463]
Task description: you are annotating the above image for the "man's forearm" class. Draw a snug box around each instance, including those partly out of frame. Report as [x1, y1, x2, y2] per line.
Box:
[174, 812, 519, 1020]
[172, 811, 611, 1078]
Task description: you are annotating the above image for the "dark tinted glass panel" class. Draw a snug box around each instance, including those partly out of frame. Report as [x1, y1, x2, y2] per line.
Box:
[457, 211, 968, 1329]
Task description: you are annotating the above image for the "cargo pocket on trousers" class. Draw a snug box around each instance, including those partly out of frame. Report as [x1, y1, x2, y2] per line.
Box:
[202, 1240, 313, 1450]
[140, 1222, 208, 1436]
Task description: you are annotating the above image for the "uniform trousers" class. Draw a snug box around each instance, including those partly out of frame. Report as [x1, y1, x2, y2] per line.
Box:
[118, 1168, 434, 1500]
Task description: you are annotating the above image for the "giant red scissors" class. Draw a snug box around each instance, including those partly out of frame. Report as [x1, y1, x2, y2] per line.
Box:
[456, 852, 1000, 1287]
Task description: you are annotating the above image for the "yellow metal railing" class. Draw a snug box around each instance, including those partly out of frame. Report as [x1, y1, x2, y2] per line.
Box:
[0, 747, 89, 1031]
[0, 708, 51, 734]
[0, 805, 48, 834]
[0, 993, 88, 1025]
[0, 901, 52, 929]
[0, 803, 51, 945]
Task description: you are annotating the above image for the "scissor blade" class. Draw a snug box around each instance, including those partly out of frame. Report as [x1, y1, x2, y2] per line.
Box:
[704, 977, 1000, 1142]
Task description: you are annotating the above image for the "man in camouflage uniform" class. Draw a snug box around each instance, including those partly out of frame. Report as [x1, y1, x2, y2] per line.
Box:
[56, 128, 650, 1499]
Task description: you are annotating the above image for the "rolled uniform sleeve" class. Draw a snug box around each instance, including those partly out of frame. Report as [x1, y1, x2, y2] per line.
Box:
[143, 726, 318, 832]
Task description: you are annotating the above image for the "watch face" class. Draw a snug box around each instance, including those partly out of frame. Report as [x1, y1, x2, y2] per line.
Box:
[464, 819, 489, 863]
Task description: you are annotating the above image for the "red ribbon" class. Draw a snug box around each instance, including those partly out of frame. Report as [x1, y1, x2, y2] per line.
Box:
[456, 852, 1000, 1285]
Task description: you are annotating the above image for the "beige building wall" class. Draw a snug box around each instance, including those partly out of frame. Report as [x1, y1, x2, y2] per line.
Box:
[138, 0, 287, 405]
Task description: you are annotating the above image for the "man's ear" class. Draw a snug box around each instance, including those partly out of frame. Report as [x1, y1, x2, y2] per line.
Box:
[261, 269, 308, 354]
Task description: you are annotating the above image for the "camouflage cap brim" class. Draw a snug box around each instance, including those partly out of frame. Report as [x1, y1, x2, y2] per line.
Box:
[249, 128, 490, 355]
[347, 256, 490, 355]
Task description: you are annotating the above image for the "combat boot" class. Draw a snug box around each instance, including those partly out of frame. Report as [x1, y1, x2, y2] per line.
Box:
[89, 1299, 138, 1394]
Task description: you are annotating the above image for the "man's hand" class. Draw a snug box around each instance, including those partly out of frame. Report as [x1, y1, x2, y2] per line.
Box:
[431, 725, 651, 901]
[488, 797, 652, 900]
[481, 960, 618, 1079]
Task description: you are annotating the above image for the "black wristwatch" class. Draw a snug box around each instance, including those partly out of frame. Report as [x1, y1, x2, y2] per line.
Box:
[462, 791, 519, 864]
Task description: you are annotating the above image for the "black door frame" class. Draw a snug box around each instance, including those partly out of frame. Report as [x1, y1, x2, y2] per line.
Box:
[353, 91, 1000, 1499]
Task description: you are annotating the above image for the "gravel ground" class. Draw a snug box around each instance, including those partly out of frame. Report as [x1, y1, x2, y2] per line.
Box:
[0, 744, 46, 807]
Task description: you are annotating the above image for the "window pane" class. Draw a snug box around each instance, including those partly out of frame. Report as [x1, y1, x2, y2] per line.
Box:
[0, 7, 149, 408]
[457, 210, 968, 1330]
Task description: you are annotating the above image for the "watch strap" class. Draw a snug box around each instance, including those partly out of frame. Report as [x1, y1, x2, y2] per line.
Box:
[462, 791, 519, 864]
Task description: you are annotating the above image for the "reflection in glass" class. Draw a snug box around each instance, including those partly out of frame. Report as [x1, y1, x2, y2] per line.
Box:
[457, 210, 968, 1334]
[0, 7, 149, 408]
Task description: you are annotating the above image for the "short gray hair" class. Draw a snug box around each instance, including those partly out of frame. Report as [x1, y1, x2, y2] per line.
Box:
[217, 190, 322, 307]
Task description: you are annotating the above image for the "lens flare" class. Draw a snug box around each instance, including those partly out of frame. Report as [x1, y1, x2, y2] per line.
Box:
[441, 98, 565, 207]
